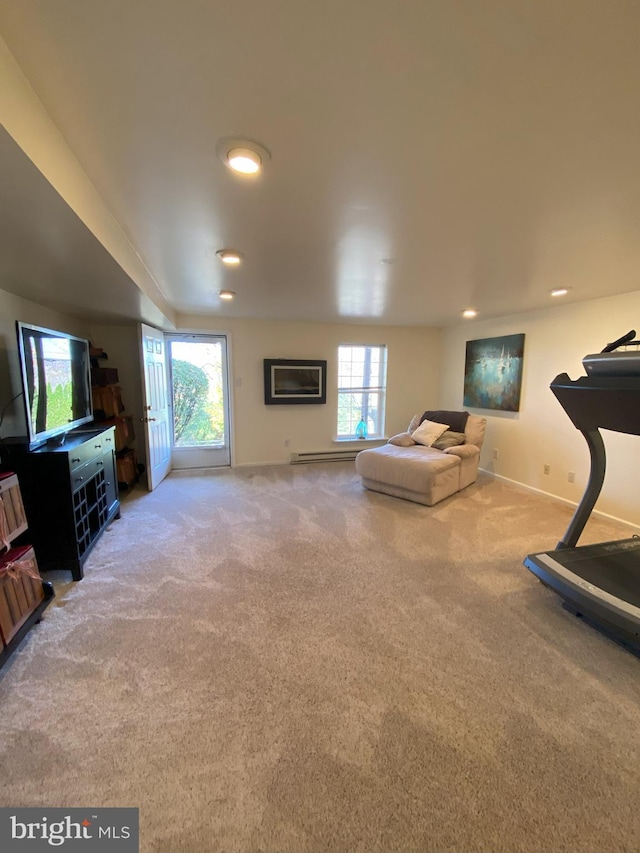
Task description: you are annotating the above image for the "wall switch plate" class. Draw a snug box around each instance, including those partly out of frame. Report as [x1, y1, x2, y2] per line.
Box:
[543, 464, 551, 475]
[492, 448, 499, 459]
[568, 471, 576, 483]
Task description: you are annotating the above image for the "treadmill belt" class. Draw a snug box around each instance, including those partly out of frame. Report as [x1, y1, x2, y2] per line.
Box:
[538, 538, 640, 608]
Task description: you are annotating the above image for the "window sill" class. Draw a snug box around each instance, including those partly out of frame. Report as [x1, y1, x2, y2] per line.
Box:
[333, 437, 387, 444]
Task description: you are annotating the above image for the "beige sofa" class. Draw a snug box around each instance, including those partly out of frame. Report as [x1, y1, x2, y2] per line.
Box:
[355, 411, 487, 506]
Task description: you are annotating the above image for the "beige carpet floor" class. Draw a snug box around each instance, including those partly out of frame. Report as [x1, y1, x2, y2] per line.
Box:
[0, 464, 639, 853]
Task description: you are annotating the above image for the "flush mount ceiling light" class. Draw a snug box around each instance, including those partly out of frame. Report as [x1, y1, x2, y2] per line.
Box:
[550, 287, 571, 297]
[218, 290, 235, 300]
[216, 249, 243, 265]
[462, 309, 478, 319]
[216, 137, 271, 175]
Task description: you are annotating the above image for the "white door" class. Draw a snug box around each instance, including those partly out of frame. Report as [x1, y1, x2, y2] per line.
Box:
[166, 334, 231, 469]
[139, 323, 171, 490]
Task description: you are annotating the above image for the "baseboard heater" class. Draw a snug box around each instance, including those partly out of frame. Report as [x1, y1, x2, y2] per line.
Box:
[290, 449, 361, 464]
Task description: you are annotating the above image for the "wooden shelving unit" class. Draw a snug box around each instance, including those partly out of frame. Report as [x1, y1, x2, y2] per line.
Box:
[90, 345, 139, 490]
[0, 472, 54, 668]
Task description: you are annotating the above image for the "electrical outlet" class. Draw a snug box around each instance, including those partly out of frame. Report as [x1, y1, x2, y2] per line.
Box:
[568, 471, 576, 483]
[543, 464, 551, 475]
[492, 448, 499, 460]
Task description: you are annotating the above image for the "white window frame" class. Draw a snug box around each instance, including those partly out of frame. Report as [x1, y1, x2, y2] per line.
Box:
[337, 344, 387, 439]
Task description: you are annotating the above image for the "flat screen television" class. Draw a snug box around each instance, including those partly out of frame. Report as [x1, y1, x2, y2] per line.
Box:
[16, 321, 93, 449]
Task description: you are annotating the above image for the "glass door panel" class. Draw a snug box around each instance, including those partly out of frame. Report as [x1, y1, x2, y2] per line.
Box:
[167, 335, 231, 469]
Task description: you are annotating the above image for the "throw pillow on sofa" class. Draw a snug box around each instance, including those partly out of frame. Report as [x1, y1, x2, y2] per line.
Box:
[407, 413, 422, 434]
[388, 432, 417, 447]
[432, 430, 466, 451]
[411, 419, 450, 447]
[420, 410, 469, 433]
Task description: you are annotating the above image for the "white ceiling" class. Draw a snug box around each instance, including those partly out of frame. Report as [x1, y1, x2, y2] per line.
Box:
[0, 0, 639, 328]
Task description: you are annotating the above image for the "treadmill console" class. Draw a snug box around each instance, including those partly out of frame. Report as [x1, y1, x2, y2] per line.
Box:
[582, 329, 640, 376]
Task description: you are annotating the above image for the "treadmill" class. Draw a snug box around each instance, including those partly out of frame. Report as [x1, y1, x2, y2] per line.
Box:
[524, 330, 640, 655]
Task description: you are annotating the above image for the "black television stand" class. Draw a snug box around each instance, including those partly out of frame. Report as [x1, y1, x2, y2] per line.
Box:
[5, 425, 120, 580]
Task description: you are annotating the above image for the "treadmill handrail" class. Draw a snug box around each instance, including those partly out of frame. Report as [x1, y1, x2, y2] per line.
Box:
[601, 329, 636, 352]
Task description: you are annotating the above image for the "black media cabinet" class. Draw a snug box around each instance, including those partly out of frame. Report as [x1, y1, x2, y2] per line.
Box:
[6, 426, 120, 580]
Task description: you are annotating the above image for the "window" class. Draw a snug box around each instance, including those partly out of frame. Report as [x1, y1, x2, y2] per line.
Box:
[337, 344, 387, 438]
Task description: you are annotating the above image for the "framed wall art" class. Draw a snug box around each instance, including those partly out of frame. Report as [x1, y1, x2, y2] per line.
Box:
[463, 334, 525, 412]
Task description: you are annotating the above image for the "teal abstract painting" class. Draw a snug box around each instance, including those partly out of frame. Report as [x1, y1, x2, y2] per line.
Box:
[463, 334, 525, 411]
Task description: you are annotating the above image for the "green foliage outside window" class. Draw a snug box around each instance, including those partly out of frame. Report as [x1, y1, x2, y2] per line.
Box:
[172, 359, 224, 446]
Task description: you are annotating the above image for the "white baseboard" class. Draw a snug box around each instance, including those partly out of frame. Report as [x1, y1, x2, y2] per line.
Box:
[234, 456, 358, 468]
[479, 468, 640, 533]
[232, 460, 288, 468]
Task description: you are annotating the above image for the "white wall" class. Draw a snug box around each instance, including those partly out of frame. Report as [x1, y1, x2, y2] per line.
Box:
[178, 315, 442, 466]
[9, 282, 640, 529]
[440, 290, 640, 527]
[0, 295, 441, 470]
[0, 287, 90, 437]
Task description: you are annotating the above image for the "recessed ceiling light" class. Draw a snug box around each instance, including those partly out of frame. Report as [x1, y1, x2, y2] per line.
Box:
[216, 137, 271, 175]
[216, 249, 243, 265]
[462, 309, 478, 319]
[218, 290, 235, 300]
[550, 287, 570, 297]
[228, 148, 261, 174]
